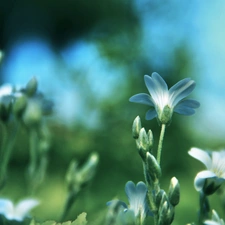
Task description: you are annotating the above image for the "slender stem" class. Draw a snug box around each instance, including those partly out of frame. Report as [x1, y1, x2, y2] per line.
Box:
[157, 124, 166, 165]
[0, 122, 20, 189]
[60, 191, 77, 222]
[198, 191, 210, 225]
[28, 127, 39, 194]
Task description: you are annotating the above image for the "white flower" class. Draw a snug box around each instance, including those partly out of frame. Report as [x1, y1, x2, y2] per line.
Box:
[107, 181, 151, 224]
[129, 72, 199, 124]
[188, 148, 225, 195]
[0, 198, 39, 221]
[204, 210, 225, 225]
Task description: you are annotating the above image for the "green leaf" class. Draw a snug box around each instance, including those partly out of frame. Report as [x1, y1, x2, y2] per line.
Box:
[71, 212, 87, 225]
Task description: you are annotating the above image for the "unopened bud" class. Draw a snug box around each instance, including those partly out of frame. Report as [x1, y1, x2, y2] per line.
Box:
[147, 129, 154, 150]
[132, 116, 142, 139]
[26, 77, 38, 96]
[156, 189, 167, 208]
[146, 152, 161, 181]
[13, 94, 27, 117]
[168, 177, 180, 206]
[138, 128, 149, 150]
[158, 201, 174, 225]
[23, 100, 42, 126]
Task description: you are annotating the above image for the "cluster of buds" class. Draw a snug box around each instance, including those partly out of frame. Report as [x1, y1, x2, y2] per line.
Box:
[156, 177, 180, 225]
[132, 116, 180, 225]
[66, 152, 99, 194]
[62, 153, 99, 220]
[0, 77, 53, 126]
[132, 116, 160, 183]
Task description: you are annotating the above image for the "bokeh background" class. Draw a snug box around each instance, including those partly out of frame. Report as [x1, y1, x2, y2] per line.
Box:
[1, 0, 225, 224]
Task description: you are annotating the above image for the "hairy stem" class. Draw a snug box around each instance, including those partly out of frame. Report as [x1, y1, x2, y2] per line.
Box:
[157, 124, 166, 165]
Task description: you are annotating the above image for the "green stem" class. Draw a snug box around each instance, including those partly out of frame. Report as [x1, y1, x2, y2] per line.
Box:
[157, 124, 166, 165]
[0, 122, 19, 189]
[27, 127, 40, 195]
[198, 191, 210, 225]
[60, 191, 77, 222]
[143, 162, 158, 225]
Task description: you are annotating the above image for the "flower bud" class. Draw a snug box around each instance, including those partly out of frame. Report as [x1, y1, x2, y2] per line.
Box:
[132, 116, 142, 139]
[13, 94, 27, 117]
[168, 177, 180, 206]
[138, 128, 149, 151]
[147, 129, 154, 149]
[66, 153, 99, 192]
[26, 77, 38, 96]
[22, 100, 42, 126]
[156, 189, 167, 208]
[158, 201, 174, 225]
[146, 152, 161, 181]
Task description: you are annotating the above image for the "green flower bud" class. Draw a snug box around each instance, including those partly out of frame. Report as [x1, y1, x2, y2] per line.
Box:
[136, 128, 149, 160]
[138, 128, 149, 150]
[22, 100, 42, 126]
[158, 201, 175, 225]
[13, 94, 27, 117]
[156, 189, 167, 208]
[132, 116, 142, 139]
[168, 177, 180, 206]
[146, 152, 161, 181]
[66, 153, 99, 193]
[26, 77, 38, 96]
[147, 129, 154, 149]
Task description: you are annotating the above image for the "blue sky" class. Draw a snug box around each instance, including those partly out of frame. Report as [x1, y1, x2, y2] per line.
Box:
[1, 1, 225, 142]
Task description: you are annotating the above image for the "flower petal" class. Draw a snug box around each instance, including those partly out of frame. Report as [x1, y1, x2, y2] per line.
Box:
[14, 199, 39, 221]
[174, 105, 196, 115]
[194, 170, 216, 191]
[204, 220, 221, 225]
[151, 72, 168, 92]
[0, 199, 14, 220]
[135, 182, 147, 202]
[129, 93, 154, 106]
[145, 109, 157, 120]
[125, 181, 136, 202]
[169, 78, 196, 107]
[188, 148, 212, 169]
[174, 99, 200, 115]
[144, 74, 168, 105]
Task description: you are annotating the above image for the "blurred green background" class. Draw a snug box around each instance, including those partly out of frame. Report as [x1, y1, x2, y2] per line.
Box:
[1, 0, 225, 224]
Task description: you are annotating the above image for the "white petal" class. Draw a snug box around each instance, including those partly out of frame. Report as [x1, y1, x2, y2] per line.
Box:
[129, 93, 154, 106]
[169, 78, 195, 107]
[0, 199, 14, 219]
[188, 148, 212, 169]
[194, 170, 216, 191]
[145, 109, 157, 120]
[144, 74, 169, 109]
[204, 220, 221, 225]
[14, 199, 39, 221]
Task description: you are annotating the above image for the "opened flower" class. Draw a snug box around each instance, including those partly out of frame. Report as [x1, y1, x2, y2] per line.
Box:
[188, 148, 225, 195]
[129, 72, 200, 124]
[0, 198, 39, 221]
[107, 181, 151, 224]
[204, 210, 225, 225]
